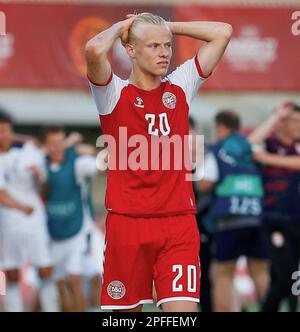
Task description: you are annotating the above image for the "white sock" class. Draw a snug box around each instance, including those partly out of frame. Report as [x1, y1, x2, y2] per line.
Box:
[4, 282, 23, 312]
[39, 278, 59, 312]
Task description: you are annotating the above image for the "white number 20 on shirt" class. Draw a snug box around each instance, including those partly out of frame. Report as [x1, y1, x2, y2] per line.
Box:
[145, 113, 170, 136]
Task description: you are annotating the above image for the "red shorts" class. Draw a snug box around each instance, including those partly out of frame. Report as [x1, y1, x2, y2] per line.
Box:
[101, 213, 201, 310]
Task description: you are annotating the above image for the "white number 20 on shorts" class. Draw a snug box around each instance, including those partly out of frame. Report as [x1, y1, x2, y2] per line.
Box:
[172, 265, 197, 293]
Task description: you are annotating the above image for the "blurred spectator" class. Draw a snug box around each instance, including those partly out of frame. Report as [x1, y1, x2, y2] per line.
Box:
[41, 126, 100, 312]
[189, 116, 213, 312]
[198, 111, 269, 312]
[250, 101, 300, 312]
[0, 109, 58, 312]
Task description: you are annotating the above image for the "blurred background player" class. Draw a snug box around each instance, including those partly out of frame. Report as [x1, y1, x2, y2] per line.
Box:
[0, 110, 58, 312]
[250, 101, 300, 312]
[59, 131, 105, 311]
[41, 126, 102, 312]
[189, 116, 213, 312]
[79, 149, 104, 312]
[198, 111, 270, 312]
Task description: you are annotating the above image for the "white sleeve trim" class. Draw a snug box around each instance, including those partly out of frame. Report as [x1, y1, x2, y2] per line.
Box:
[101, 299, 153, 310]
[156, 296, 199, 308]
[166, 57, 207, 107]
[89, 74, 129, 116]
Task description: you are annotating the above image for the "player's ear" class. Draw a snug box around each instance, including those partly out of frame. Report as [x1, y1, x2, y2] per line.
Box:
[125, 43, 136, 59]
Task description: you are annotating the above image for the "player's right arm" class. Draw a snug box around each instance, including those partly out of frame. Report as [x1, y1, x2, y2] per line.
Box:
[85, 16, 135, 84]
[254, 152, 300, 171]
[248, 101, 294, 145]
[0, 165, 33, 214]
[0, 190, 33, 215]
[65, 132, 96, 156]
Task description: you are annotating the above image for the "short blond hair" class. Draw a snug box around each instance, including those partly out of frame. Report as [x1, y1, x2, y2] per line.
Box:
[132, 12, 166, 26]
[128, 13, 169, 44]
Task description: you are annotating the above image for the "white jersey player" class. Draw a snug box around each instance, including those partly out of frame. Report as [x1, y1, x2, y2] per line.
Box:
[0, 110, 58, 312]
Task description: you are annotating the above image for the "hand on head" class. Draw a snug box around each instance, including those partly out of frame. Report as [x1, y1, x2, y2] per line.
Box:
[120, 14, 137, 46]
[66, 132, 83, 147]
[276, 100, 295, 120]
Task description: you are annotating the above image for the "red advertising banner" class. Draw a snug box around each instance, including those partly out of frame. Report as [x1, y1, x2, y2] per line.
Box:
[0, 4, 299, 91]
[0, 4, 172, 89]
[174, 6, 300, 91]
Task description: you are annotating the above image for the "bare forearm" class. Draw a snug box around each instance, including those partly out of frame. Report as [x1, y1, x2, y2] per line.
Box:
[76, 144, 96, 156]
[0, 190, 26, 211]
[249, 102, 295, 145]
[86, 23, 123, 56]
[168, 21, 233, 42]
[33, 177, 46, 194]
[248, 114, 278, 145]
[262, 154, 300, 171]
[198, 180, 215, 193]
[85, 23, 123, 84]
[65, 132, 83, 148]
[169, 21, 232, 77]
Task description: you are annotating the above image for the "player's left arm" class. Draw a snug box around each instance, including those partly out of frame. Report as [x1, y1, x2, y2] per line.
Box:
[168, 21, 233, 77]
[196, 152, 218, 193]
[29, 165, 46, 192]
[75, 144, 96, 156]
[248, 101, 294, 145]
[64, 132, 96, 156]
[198, 180, 215, 193]
[0, 190, 34, 214]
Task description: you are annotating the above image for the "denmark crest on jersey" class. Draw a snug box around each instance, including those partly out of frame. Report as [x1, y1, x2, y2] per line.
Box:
[107, 280, 126, 300]
[162, 92, 176, 110]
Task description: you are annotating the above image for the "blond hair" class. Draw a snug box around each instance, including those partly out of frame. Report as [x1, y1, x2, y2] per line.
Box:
[128, 13, 169, 44]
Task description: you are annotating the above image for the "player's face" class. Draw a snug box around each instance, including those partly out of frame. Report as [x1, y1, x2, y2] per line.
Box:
[215, 124, 231, 141]
[0, 122, 13, 151]
[130, 24, 172, 77]
[44, 132, 66, 163]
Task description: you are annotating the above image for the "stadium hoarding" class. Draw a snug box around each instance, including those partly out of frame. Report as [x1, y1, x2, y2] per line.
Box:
[174, 6, 300, 91]
[0, 3, 172, 89]
[0, 3, 299, 91]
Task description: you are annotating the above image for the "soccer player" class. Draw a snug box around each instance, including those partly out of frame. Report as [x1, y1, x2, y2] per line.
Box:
[198, 111, 269, 312]
[0, 110, 58, 312]
[41, 126, 101, 312]
[189, 116, 213, 312]
[85, 12, 232, 312]
[249, 101, 300, 312]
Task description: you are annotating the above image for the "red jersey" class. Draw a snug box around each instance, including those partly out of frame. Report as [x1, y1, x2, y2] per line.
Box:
[89, 56, 208, 217]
